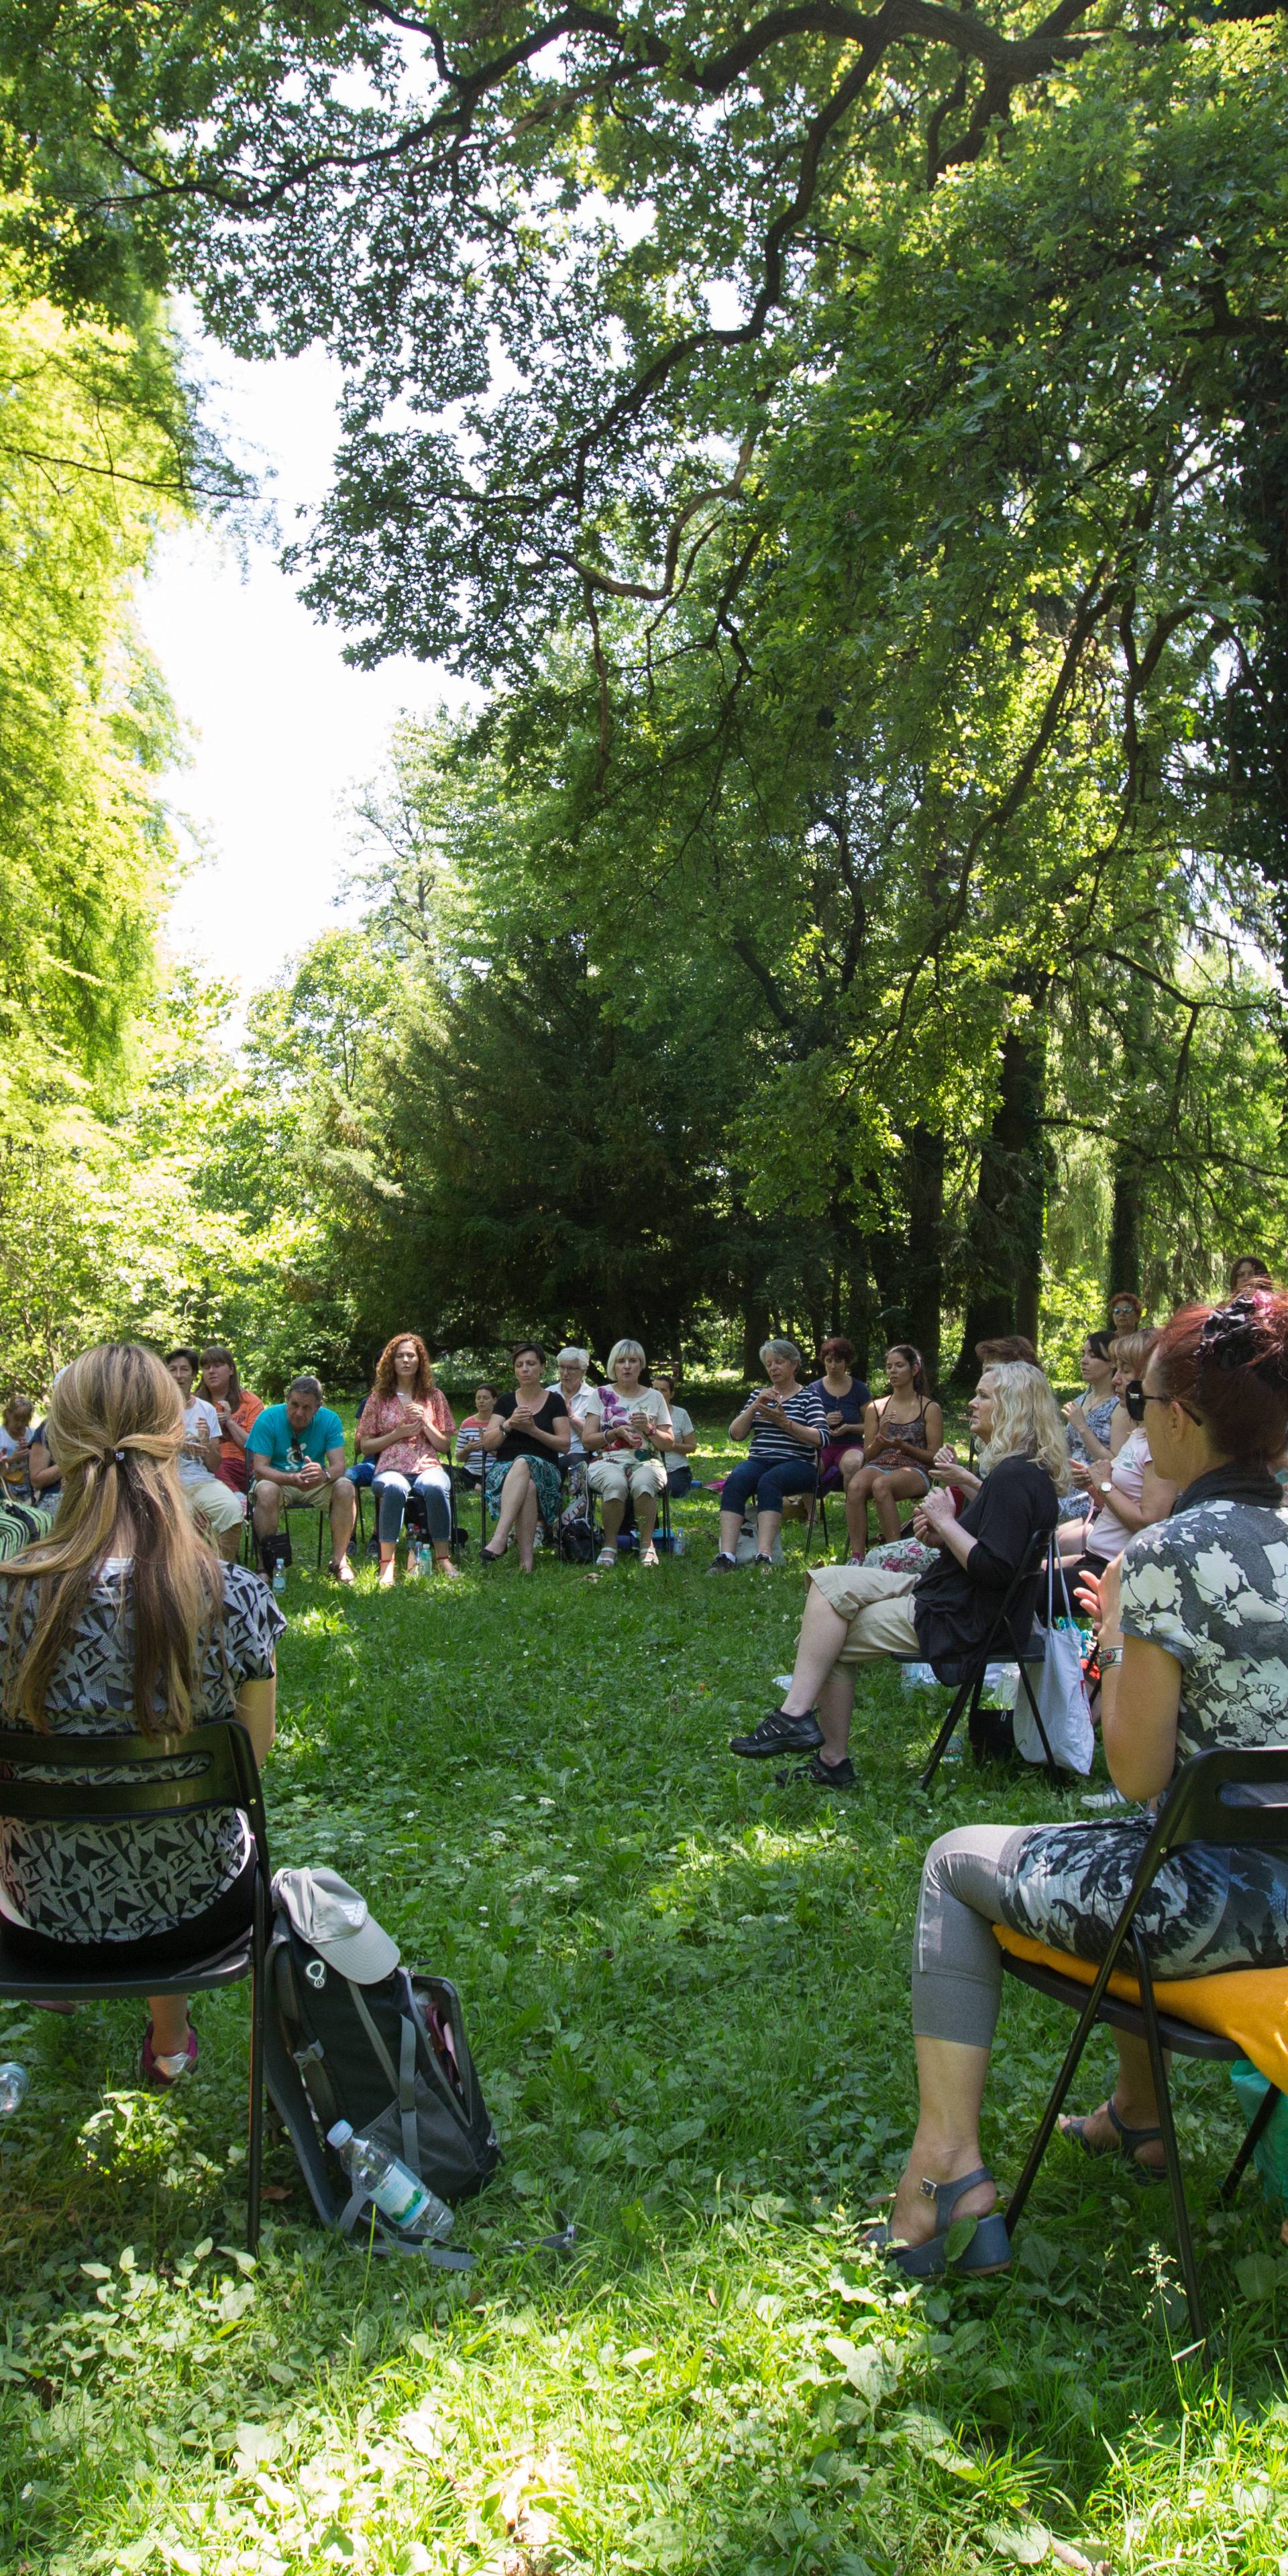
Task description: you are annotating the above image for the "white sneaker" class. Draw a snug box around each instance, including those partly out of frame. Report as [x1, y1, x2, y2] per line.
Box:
[596, 1546, 616, 1569]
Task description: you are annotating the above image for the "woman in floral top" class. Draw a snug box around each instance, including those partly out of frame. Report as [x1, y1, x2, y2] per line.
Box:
[357, 1334, 458, 1586]
[865, 1289, 1288, 2280]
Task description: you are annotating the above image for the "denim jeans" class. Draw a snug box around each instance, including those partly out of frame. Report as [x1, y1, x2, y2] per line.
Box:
[720, 1453, 817, 1518]
[374, 1466, 451, 1546]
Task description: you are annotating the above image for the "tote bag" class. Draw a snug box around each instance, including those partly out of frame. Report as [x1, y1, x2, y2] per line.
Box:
[1012, 1541, 1095, 1775]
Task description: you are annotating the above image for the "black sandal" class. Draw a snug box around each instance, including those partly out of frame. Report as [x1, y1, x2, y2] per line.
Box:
[1061, 2098, 1165, 2176]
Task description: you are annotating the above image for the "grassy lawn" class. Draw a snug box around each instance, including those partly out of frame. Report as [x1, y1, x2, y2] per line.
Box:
[1, 1413, 1287, 2575]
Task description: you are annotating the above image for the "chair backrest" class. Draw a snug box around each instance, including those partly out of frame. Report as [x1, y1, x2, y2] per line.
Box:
[989, 1527, 1053, 1654]
[1154, 1746, 1288, 1859]
[0, 1717, 269, 1879]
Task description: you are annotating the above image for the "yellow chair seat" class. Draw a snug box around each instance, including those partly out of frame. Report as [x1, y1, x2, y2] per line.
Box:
[993, 1925, 1288, 2095]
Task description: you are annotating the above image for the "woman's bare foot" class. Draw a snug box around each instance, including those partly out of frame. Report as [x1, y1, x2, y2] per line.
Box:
[378, 1558, 397, 1589]
[1059, 2096, 1165, 2171]
[435, 1554, 462, 1579]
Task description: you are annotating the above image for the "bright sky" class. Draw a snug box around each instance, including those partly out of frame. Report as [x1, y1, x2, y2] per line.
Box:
[138, 326, 469, 1010]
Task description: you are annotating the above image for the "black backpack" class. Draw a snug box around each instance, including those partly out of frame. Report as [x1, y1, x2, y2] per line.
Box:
[558, 1515, 596, 1563]
[264, 1887, 500, 2261]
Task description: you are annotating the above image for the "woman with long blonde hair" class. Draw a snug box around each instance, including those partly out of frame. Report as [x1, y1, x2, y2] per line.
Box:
[0, 1344, 282, 2086]
[731, 1361, 1063, 1783]
[356, 1331, 458, 1587]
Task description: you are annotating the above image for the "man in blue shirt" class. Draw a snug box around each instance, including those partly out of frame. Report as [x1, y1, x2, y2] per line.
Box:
[246, 1375, 356, 1583]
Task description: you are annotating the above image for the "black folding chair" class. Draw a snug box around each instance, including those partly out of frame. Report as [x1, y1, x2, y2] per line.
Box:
[803, 1464, 832, 1561]
[902, 1533, 1056, 1789]
[1002, 1746, 1288, 2347]
[0, 1718, 271, 2251]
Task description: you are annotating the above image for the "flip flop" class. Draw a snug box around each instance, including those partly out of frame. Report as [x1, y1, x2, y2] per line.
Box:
[1061, 2098, 1165, 2177]
[865, 2167, 1011, 2277]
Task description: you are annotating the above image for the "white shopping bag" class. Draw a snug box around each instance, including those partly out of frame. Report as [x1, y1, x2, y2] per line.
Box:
[1012, 1543, 1095, 1774]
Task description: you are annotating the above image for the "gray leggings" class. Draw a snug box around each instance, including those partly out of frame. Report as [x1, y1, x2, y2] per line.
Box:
[912, 1825, 1029, 2047]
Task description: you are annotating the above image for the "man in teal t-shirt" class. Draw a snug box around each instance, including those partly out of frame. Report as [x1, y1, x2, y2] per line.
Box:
[247, 1375, 356, 1583]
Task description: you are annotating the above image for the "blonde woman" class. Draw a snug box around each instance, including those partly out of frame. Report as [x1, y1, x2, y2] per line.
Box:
[0, 1344, 281, 2086]
[731, 1361, 1064, 1786]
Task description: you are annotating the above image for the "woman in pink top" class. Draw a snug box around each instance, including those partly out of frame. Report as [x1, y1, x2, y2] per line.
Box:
[357, 1334, 458, 1587]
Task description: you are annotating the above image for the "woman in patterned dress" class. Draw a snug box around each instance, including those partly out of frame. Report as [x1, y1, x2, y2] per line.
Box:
[0, 1344, 282, 2088]
[871, 1291, 1288, 2277]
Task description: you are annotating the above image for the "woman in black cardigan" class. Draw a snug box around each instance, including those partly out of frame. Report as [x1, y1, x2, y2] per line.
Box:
[730, 1361, 1065, 1784]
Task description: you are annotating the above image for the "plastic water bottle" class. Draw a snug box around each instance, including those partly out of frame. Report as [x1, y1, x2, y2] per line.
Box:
[0, 2063, 30, 2114]
[326, 2120, 453, 2239]
[271, 1560, 287, 1599]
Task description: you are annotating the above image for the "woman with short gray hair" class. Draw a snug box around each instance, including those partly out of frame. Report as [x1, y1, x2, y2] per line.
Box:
[586, 1338, 672, 1569]
[709, 1340, 826, 1572]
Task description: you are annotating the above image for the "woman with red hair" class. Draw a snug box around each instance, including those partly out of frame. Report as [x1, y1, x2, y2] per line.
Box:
[865, 1289, 1288, 2280]
[357, 1334, 458, 1587]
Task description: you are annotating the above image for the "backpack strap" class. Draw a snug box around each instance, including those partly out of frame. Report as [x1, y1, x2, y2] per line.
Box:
[348, 1979, 425, 2180]
[335, 2188, 475, 2267]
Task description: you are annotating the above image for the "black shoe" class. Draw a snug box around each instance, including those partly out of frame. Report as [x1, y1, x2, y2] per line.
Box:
[753, 1554, 775, 1570]
[803, 1751, 856, 1790]
[707, 1552, 738, 1574]
[729, 1709, 824, 1758]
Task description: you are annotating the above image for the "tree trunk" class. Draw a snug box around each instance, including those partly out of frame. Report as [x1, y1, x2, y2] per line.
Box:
[903, 1125, 945, 1386]
[953, 1012, 1047, 1379]
[741, 1291, 770, 1379]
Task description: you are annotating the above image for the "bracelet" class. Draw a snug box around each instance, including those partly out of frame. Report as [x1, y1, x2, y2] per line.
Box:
[1099, 1645, 1124, 1666]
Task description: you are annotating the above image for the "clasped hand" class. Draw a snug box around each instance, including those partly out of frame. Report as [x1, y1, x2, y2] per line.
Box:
[911, 1486, 955, 1545]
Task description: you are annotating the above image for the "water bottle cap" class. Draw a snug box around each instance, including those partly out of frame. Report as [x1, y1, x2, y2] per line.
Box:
[327, 2119, 354, 2148]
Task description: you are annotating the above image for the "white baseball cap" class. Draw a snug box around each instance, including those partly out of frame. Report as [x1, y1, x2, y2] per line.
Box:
[273, 1867, 400, 1984]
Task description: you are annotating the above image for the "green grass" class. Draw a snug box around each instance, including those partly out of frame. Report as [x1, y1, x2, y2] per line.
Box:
[1, 1428, 1287, 2576]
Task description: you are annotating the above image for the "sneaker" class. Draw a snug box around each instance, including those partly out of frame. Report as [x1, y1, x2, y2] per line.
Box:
[753, 1554, 775, 1570]
[707, 1552, 738, 1574]
[729, 1709, 824, 1758]
[800, 1751, 857, 1791]
[596, 1546, 616, 1570]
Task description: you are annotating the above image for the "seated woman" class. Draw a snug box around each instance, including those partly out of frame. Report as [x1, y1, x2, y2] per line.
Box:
[166, 1348, 247, 1564]
[1059, 1330, 1122, 1517]
[1057, 1328, 1173, 1575]
[1230, 1252, 1273, 1295]
[0, 1342, 280, 2086]
[651, 1368, 696, 1499]
[810, 1338, 871, 1495]
[455, 1383, 498, 1486]
[839, 1346, 944, 1562]
[196, 1346, 264, 1497]
[479, 1345, 570, 1570]
[869, 1291, 1288, 2277]
[357, 1333, 458, 1587]
[586, 1340, 673, 1570]
[28, 1414, 62, 1516]
[708, 1341, 825, 1571]
[732, 1360, 1063, 1780]
[0, 1395, 35, 1502]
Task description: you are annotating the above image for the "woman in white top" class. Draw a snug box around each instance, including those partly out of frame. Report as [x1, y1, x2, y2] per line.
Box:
[165, 1350, 247, 1562]
[1057, 1330, 1174, 1571]
[585, 1340, 673, 1570]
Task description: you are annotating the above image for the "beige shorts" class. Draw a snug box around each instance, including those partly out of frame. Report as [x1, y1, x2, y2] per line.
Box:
[808, 1560, 921, 1662]
[182, 1474, 246, 1537]
[588, 1456, 665, 1503]
[252, 1479, 335, 1512]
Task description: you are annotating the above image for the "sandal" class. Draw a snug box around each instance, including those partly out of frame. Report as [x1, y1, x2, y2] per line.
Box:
[1061, 2098, 1165, 2176]
[142, 2020, 199, 2089]
[865, 2167, 1011, 2278]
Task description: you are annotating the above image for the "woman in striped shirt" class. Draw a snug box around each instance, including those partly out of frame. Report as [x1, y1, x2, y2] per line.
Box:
[708, 1341, 826, 1570]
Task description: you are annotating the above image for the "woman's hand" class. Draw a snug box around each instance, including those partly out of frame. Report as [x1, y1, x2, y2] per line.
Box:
[1075, 1554, 1122, 1642]
[826, 1408, 844, 1430]
[1061, 1398, 1085, 1425]
[933, 1443, 959, 1470]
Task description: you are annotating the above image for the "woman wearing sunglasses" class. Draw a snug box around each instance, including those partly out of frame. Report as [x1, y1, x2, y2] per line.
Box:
[1057, 1328, 1175, 1579]
[866, 1290, 1288, 2279]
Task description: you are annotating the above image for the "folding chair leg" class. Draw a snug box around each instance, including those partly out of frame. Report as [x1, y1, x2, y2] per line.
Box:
[1134, 1927, 1205, 2345]
[1006, 1970, 1116, 2233]
[1218, 2079, 1281, 2203]
[918, 1674, 975, 1790]
[246, 1878, 267, 2256]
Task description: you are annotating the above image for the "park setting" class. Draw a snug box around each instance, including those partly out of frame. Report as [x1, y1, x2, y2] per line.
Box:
[2, 0, 1288, 2569]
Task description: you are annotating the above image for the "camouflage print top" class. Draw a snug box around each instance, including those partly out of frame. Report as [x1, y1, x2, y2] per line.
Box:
[1000, 1499, 1288, 1980]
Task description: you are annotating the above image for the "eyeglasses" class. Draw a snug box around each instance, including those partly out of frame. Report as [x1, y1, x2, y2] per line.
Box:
[1124, 1380, 1201, 1426]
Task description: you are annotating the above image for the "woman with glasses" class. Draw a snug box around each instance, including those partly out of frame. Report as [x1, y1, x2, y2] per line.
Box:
[867, 1290, 1288, 2280]
[1057, 1329, 1174, 1576]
